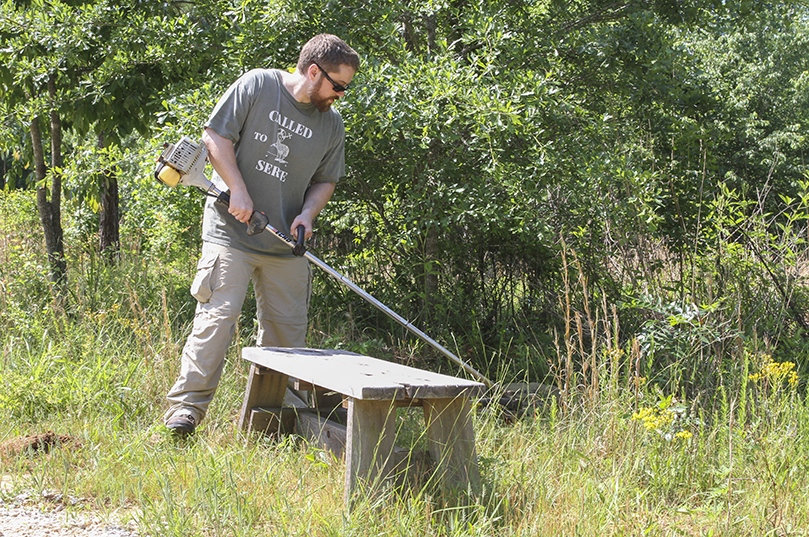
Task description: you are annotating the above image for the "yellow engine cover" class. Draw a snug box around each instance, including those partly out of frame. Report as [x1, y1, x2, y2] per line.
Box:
[158, 165, 182, 188]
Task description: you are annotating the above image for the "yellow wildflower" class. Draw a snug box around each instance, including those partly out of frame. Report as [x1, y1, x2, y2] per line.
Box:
[748, 353, 799, 389]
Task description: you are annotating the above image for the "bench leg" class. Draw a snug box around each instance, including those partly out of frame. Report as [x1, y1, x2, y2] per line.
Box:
[344, 398, 397, 504]
[423, 397, 481, 495]
[238, 364, 288, 432]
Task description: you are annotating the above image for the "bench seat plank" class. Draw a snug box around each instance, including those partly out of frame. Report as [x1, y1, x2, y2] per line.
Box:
[242, 347, 485, 401]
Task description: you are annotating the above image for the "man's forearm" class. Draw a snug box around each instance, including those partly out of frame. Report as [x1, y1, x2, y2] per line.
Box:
[292, 182, 336, 238]
[301, 182, 336, 220]
[202, 127, 254, 223]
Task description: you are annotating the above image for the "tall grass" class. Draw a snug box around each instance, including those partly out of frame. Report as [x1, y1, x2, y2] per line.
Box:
[2, 189, 809, 536]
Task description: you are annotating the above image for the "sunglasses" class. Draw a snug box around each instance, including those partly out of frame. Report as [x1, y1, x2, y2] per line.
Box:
[312, 61, 349, 93]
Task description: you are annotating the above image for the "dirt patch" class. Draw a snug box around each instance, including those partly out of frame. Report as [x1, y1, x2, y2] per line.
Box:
[0, 431, 79, 460]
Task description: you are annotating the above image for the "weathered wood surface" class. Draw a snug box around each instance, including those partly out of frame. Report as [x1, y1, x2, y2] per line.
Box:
[296, 411, 348, 458]
[294, 411, 429, 491]
[249, 408, 297, 435]
[242, 386, 309, 434]
[423, 397, 481, 493]
[238, 364, 288, 430]
[284, 389, 309, 408]
[344, 398, 397, 503]
[242, 347, 485, 401]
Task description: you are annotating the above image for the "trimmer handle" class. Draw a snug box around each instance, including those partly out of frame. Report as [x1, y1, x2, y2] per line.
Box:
[246, 212, 269, 236]
[215, 190, 231, 206]
[215, 190, 269, 236]
[292, 225, 307, 257]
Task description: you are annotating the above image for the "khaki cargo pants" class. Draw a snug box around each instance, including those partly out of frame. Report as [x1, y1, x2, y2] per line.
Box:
[164, 241, 311, 424]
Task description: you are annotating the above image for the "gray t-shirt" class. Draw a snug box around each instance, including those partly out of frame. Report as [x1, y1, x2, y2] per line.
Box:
[202, 68, 345, 256]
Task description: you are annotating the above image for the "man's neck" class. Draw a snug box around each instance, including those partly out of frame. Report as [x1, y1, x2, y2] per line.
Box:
[278, 70, 310, 104]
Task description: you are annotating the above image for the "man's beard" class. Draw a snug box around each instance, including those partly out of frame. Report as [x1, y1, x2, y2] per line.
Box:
[308, 81, 335, 112]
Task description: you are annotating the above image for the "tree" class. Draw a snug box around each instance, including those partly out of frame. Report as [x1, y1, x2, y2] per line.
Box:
[0, 0, 227, 277]
[227, 0, 788, 371]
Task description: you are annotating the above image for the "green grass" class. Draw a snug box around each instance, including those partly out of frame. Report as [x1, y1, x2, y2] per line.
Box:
[3, 317, 809, 536]
[2, 192, 809, 536]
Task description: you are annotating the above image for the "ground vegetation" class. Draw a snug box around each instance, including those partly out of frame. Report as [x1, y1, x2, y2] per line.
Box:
[2, 1, 809, 534]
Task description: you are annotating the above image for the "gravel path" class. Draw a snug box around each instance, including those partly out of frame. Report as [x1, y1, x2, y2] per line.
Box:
[0, 505, 137, 537]
[1, 436, 140, 537]
[0, 492, 138, 537]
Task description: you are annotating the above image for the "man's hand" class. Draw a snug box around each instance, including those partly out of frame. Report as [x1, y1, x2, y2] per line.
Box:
[227, 188, 254, 224]
[290, 215, 314, 241]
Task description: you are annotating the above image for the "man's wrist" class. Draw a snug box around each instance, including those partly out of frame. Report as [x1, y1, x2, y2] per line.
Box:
[298, 208, 318, 221]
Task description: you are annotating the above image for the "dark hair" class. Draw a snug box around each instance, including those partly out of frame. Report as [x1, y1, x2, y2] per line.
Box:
[297, 34, 360, 73]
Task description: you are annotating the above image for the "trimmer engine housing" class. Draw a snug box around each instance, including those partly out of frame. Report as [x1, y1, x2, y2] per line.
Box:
[155, 136, 211, 190]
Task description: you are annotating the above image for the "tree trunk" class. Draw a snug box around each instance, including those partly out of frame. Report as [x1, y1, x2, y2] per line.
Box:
[48, 75, 66, 286]
[27, 74, 66, 288]
[30, 112, 66, 286]
[97, 132, 120, 255]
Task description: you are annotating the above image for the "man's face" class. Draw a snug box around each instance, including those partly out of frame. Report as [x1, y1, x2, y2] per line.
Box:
[308, 64, 356, 112]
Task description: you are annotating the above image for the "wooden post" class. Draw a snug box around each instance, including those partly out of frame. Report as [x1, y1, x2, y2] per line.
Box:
[423, 397, 481, 495]
[344, 398, 397, 504]
[238, 364, 288, 432]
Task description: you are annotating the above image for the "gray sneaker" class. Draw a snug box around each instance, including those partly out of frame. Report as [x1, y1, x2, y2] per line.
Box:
[166, 414, 196, 437]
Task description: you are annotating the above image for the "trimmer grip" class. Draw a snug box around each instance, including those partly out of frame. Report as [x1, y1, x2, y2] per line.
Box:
[292, 225, 307, 257]
[217, 190, 268, 236]
[247, 211, 270, 236]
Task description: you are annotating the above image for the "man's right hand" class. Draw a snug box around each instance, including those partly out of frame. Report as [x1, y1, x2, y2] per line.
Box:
[227, 188, 254, 223]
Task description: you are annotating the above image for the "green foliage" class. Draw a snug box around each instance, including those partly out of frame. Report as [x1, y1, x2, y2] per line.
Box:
[630, 297, 741, 395]
[0, 0, 226, 141]
[3, 2, 809, 534]
[0, 190, 199, 424]
[681, 3, 809, 208]
[0, 0, 233, 268]
[0, 257, 195, 423]
[3, 0, 809, 391]
[0, 190, 50, 306]
[3, 152, 809, 535]
[0, 338, 144, 422]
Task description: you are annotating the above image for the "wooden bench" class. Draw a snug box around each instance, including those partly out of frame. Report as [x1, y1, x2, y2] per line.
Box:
[237, 347, 485, 503]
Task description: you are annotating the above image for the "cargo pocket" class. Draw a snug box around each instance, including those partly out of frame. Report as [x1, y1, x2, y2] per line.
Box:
[190, 252, 219, 303]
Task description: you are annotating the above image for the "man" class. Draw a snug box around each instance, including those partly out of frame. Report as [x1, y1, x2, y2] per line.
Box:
[164, 34, 360, 436]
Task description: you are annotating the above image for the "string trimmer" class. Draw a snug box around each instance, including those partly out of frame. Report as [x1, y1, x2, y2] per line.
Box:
[154, 136, 493, 387]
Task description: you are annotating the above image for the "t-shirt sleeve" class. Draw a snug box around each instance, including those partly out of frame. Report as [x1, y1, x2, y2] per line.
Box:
[204, 70, 262, 145]
[310, 112, 346, 184]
